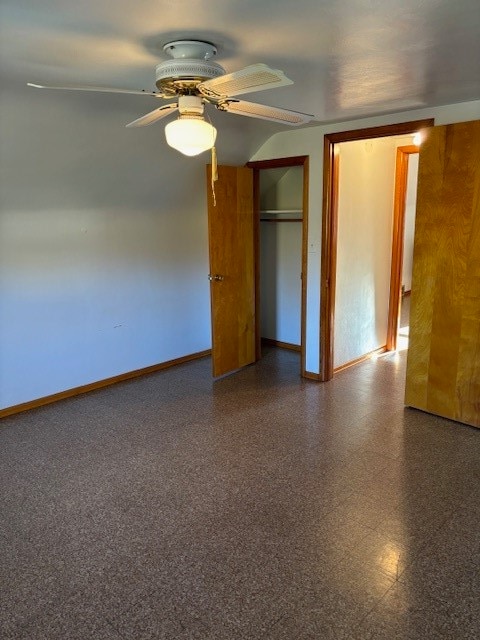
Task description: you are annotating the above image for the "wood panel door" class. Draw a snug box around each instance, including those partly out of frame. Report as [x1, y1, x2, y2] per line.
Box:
[405, 120, 480, 428]
[206, 164, 256, 377]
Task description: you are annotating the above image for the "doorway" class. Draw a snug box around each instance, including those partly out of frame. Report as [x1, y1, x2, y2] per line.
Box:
[320, 119, 433, 381]
[247, 156, 309, 376]
[387, 146, 420, 353]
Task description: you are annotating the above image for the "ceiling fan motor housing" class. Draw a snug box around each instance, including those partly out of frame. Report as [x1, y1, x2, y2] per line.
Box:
[156, 40, 225, 94]
[155, 59, 225, 93]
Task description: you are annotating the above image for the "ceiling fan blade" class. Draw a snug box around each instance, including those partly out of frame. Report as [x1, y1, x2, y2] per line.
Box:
[198, 64, 293, 99]
[220, 100, 314, 126]
[27, 82, 162, 97]
[125, 103, 179, 128]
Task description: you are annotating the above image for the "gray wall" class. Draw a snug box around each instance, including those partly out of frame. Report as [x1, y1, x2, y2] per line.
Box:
[0, 81, 258, 409]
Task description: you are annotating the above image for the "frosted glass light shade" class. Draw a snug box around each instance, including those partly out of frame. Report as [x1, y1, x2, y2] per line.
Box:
[165, 117, 217, 156]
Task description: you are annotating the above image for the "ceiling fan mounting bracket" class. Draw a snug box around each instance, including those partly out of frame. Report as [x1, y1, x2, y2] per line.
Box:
[163, 40, 217, 61]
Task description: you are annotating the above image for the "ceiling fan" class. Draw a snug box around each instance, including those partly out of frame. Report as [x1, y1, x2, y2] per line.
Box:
[28, 39, 314, 156]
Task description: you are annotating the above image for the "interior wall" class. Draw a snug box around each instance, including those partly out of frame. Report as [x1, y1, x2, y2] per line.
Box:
[402, 154, 419, 292]
[274, 166, 303, 210]
[250, 100, 480, 375]
[260, 224, 302, 345]
[0, 82, 254, 410]
[334, 137, 396, 368]
[259, 167, 290, 210]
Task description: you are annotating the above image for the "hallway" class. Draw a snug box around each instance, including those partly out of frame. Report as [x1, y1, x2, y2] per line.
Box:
[1, 347, 479, 639]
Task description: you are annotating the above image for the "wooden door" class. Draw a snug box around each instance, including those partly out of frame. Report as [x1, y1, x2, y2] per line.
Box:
[405, 120, 480, 428]
[206, 164, 256, 377]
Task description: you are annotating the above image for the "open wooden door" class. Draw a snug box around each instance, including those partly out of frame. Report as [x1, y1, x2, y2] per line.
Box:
[206, 164, 256, 377]
[405, 120, 480, 428]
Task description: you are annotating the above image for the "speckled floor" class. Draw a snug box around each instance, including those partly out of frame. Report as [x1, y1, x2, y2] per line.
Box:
[1, 347, 479, 639]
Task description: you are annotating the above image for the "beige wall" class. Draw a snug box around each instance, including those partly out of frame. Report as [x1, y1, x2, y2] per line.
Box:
[334, 137, 396, 368]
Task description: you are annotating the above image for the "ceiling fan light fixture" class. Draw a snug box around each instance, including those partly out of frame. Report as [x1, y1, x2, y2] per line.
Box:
[165, 115, 217, 156]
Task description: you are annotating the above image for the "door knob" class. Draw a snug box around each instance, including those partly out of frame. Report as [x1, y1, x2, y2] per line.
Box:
[208, 274, 224, 282]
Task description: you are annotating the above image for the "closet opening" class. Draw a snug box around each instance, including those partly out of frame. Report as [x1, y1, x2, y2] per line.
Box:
[247, 156, 309, 377]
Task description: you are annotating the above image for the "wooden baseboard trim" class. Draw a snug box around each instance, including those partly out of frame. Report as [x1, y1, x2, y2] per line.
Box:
[0, 349, 212, 419]
[334, 346, 387, 374]
[261, 338, 301, 352]
[303, 370, 323, 381]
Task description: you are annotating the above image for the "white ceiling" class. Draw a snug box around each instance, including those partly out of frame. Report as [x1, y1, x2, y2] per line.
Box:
[1, 0, 479, 133]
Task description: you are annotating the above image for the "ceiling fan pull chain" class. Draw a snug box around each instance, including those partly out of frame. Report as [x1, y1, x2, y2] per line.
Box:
[211, 146, 218, 207]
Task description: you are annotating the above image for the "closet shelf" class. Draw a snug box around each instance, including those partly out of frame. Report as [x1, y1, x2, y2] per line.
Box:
[260, 209, 302, 215]
[260, 208, 303, 222]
